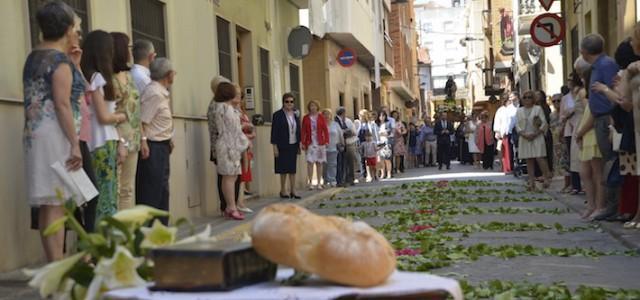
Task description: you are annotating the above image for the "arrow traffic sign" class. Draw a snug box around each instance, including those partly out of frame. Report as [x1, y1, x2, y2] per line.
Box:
[539, 0, 554, 11]
[530, 13, 565, 47]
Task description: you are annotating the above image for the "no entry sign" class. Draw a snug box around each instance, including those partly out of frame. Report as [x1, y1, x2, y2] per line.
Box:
[337, 48, 357, 67]
[530, 13, 565, 47]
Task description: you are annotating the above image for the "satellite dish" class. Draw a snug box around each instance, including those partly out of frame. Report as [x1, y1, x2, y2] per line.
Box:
[288, 26, 312, 59]
[519, 38, 541, 65]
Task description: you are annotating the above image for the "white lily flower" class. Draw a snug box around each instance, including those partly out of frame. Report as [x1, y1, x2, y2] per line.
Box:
[175, 224, 216, 245]
[23, 252, 85, 298]
[140, 219, 178, 249]
[86, 275, 107, 300]
[93, 246, 146, 291]
[54, 279, 86, 300]
[112, 205, 169, 225]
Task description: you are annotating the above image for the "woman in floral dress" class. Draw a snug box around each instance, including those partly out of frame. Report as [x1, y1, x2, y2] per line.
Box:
[111, 32, 141, 211]
[23, 2, 84, 261]
[214, 82, 250, 220]
[393, 117, 408, 174]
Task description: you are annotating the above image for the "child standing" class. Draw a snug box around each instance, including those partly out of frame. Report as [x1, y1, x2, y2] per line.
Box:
[360, 132, 380, 182]
[407, 123, 418, 168]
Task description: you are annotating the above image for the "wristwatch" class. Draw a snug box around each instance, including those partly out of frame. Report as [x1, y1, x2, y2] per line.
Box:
[119, 138, 130, 149]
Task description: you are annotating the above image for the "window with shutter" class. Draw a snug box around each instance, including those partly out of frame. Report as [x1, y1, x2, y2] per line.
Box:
[28, 0, 89, 47]
[289, 63, 300, 110]
[216, 17, 232, 80]
[260, 48, 272, 122]
[130, 0, 167, 57]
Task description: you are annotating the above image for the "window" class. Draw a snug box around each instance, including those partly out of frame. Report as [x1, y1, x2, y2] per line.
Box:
[443, 21, 454, 32]
[260, 48, 272, 122]
[353, 97, 359, 118]
[130, 0, 167, 56]
[423, 22, 433, 33]
[217, 17, 232, 80]
[445, 40, 455, 49]
[289, 63, 301, 110]
[339, 92, 345, 107]
[445, 58, 455, 68]
[570, 26, 579, 65]
[28, 0, 89, 47]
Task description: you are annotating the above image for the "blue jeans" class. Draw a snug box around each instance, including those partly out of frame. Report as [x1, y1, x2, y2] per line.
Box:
[324, 151, 338, 184]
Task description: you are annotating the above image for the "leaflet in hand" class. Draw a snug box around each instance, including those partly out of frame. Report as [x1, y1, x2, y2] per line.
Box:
[51, 161, 99, 206]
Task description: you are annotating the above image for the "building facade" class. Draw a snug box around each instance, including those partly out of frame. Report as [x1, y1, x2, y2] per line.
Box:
[0, 0, 305, 272]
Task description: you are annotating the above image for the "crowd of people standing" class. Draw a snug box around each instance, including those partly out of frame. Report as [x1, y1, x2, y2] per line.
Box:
[24, 1, 176, 261]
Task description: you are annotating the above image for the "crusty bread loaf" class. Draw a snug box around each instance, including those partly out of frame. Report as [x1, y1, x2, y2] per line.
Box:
[250, 203, 396, 287]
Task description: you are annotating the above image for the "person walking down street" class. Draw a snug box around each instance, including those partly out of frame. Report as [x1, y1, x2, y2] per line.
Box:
[111, 32, 141, 211]
[130, 39, 156, 94]
[23, 1, 85, 261]
[466, 114, 481, 168]
[136, 58, 176, 224]
[322, 109, 344, 187]
[335, 107, 358, 185]
[476, 111, 495, 170]
[580, 33, 622, 221]
[301, 100, 329, 190]
[434, 112, 454, 170]
[81, 31, 128, 226]
[393, 115, 408, 174]
[213, 82, 250, 221]
[271, 93, 301, 199]
[377, 111, 393, 179]
[517, 90, 552, 191]
[573, 57, 604, 220]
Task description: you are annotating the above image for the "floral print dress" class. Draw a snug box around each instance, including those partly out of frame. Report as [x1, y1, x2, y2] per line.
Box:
[23, 49, 84, 206]
[214, 102, 250, 175]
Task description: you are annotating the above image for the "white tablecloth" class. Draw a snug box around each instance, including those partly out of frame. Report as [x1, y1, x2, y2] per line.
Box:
[105, 268, 463, 300]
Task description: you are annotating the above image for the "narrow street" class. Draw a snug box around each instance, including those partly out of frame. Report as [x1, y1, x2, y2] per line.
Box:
[309, 163, 640, 298]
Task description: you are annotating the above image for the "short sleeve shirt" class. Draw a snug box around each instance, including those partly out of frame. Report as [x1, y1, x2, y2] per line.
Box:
[140, 81, 173, 141]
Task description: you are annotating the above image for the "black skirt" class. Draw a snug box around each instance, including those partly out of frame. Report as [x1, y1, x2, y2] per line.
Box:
[275, 143, 299, 174]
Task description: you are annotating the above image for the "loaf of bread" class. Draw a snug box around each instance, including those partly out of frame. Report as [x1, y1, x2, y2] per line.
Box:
[251, 203, 396, 287]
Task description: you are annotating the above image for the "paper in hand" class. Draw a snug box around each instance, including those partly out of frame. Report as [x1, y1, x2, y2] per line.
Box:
[51, 161, 99, 206]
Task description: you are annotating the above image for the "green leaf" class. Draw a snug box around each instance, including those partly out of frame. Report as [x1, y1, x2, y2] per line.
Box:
[67, 261, 94, 286]
[100, 216, 132, 242]
[43, 216, 69, 236]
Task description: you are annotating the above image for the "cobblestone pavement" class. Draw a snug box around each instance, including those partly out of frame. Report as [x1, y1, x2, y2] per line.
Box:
[3, 162, 640, 299]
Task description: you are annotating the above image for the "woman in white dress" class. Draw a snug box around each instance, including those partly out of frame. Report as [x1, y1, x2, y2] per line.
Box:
[516, 90, 552, 190]
[466, 114, 481, 168]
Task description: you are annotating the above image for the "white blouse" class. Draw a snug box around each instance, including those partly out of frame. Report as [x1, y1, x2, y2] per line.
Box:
[88, 72, 119, 151]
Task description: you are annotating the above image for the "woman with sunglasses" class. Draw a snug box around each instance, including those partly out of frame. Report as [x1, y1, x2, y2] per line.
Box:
[516, 90, 552, 191]
[271, 93, 301, 199]
[550, 93, 571, 192]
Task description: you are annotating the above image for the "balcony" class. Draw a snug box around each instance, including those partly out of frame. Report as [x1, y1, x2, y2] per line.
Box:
[388, 79, 416, 102]
[384, 37, 394, 76]
[519, 0, 542, 16]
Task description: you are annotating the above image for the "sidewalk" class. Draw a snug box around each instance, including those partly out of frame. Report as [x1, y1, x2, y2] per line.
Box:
[0, 187, 341, 300]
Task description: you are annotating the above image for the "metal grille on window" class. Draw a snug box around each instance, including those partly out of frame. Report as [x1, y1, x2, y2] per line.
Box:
[260, 48, 272, 122]
[28, 0, 89, 47]
[217, 17, 232, 80]
[130, 0, 167, 57]
[289, 63, 300, 111]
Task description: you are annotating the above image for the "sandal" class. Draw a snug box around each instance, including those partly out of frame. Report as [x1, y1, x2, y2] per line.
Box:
[623, 221, 640, 229]
[224, 209, 245, 220]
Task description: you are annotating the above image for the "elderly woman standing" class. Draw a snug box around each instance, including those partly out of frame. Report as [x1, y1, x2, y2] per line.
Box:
[214, 82, 249, 220]
[23, 1, 84, 261]
[111, 32, 141, 211]
[517, 90, 552, 191]
[271, 93, 301, 199]
[475, 111, 495, 170]
[322, 109, 344, 187]
[301, 100, 329, 190]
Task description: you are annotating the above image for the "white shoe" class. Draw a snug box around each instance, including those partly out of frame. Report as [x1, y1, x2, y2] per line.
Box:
[238, 207, 254, 214]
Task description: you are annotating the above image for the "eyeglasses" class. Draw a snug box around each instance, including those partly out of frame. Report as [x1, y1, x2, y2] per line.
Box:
[552, 100, 561, 103]
[284, 101, 294, 104]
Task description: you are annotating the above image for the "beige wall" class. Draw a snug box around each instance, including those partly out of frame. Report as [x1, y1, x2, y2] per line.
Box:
[0, 0, 302, 272]
[326, 39, 371, 119]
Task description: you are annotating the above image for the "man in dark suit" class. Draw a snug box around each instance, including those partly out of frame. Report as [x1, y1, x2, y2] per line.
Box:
[434, 112, 454, 170]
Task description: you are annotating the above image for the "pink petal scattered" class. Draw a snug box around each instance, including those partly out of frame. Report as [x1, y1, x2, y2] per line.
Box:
[409, 225, 434, 232]
[395, 248, 422, 256]
[415, 209, 436, 214]
[436, 180, 449, 188]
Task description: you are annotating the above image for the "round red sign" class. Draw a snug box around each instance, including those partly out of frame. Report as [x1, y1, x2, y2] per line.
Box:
[530, 13, 565, 47]
[337, 48, 357, 67]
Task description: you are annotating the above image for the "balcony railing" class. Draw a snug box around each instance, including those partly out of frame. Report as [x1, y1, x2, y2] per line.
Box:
[385, 38, 393, 69]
